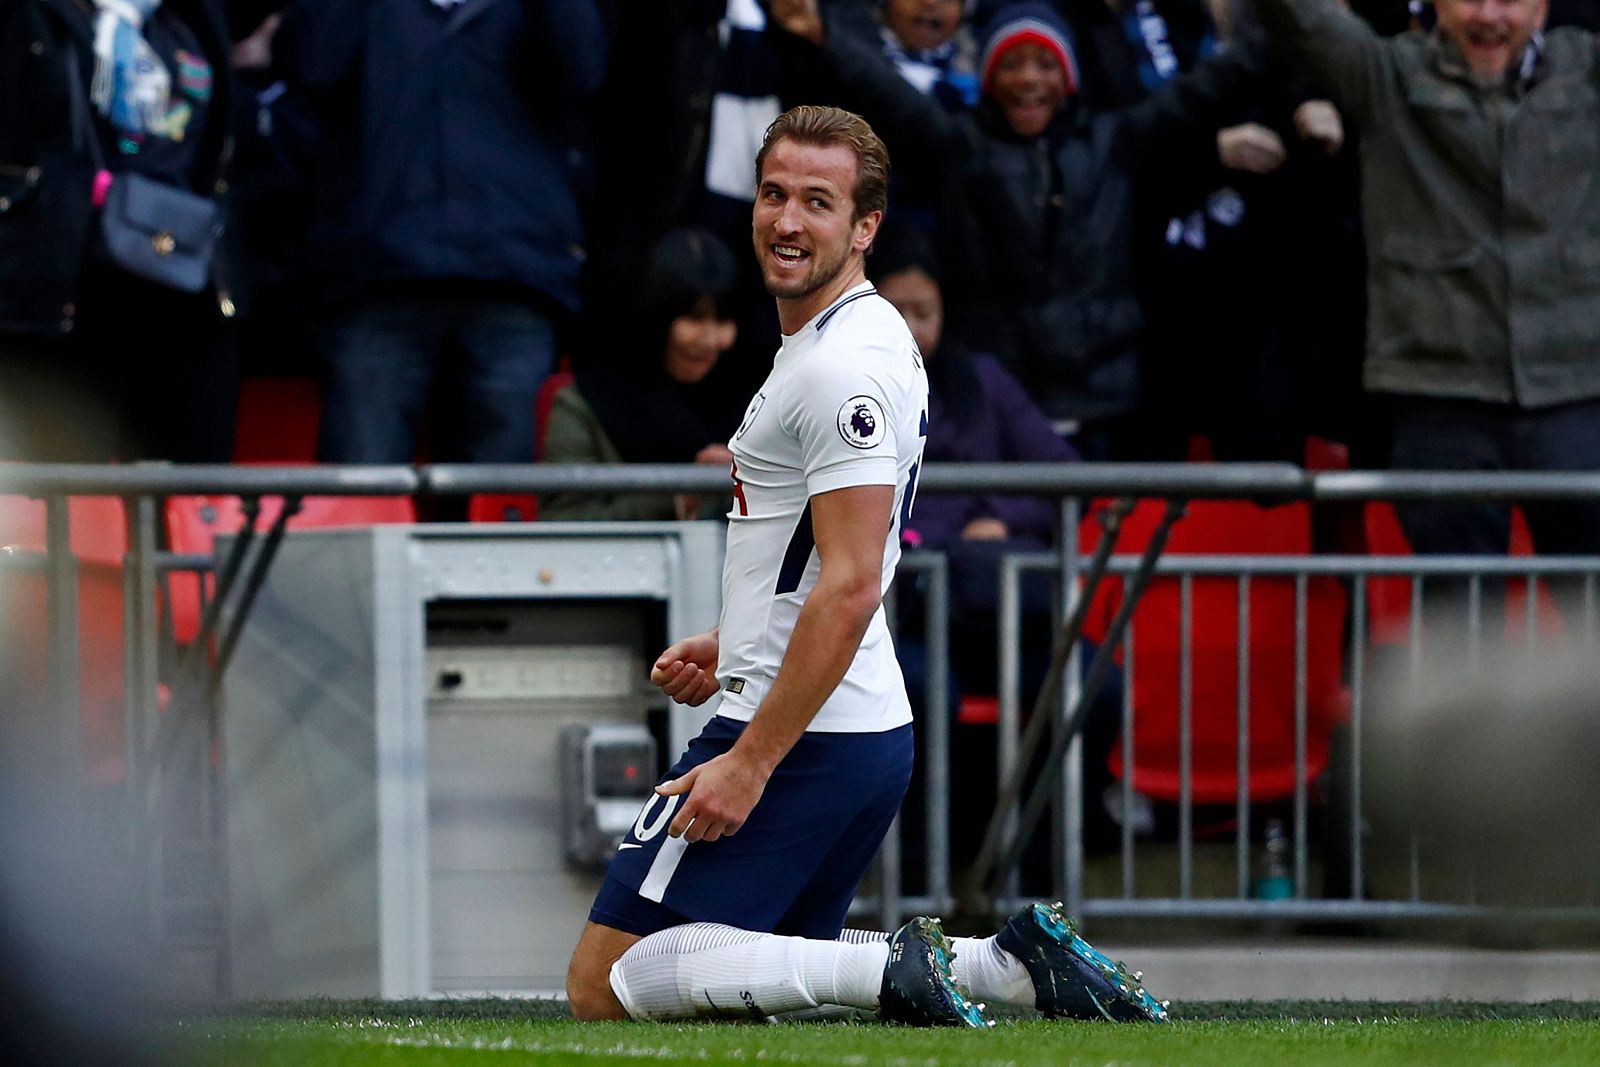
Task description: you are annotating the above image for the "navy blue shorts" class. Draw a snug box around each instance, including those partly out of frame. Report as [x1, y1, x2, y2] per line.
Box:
[589, 715, 914, 940]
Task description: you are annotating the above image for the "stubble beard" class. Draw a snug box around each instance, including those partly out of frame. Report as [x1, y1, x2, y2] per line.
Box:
[758, 238, 852, 301]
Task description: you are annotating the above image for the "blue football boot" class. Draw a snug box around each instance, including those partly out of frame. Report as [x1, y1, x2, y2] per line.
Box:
[995, 901, 1171, 1022]
[879, 917, 995, 1028]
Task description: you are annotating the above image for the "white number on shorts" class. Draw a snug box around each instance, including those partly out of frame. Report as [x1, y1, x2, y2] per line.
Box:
[632, 792, 682, 843]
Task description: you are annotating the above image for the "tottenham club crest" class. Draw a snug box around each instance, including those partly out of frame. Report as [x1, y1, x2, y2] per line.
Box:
[837, 395, 887, 449]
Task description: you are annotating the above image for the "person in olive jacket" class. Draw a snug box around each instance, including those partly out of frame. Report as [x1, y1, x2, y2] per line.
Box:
[1253, 0, 1600, 560]
[0, 0, 239, 461]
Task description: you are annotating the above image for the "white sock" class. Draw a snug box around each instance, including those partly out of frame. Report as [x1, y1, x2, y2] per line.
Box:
[609, 923, 890, 1021]
[839, 928, 1035, 1008]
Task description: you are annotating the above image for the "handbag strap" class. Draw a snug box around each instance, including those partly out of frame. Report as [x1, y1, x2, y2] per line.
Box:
[63, 45, 108, 176]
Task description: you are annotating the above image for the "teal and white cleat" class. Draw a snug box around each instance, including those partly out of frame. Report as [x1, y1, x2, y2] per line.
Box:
[879, 917, 995, 1029]
[996, 901, 1171, 1022]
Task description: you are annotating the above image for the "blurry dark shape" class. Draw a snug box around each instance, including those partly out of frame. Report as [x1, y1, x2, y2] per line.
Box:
[1369, 649, 1600, 907]
[0, 0, 240, 462]
[0, 649, 160, 1065]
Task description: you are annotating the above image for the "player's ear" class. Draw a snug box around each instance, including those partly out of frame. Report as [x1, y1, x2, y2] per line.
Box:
[853, 209, 883, 255]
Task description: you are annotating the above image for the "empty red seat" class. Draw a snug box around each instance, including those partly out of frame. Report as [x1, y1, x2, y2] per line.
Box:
[233, 376, 322, 464]
[1362, 502, 1561, 647]
[164, 494, 417, 644]
[1082, 500, 1347, 805]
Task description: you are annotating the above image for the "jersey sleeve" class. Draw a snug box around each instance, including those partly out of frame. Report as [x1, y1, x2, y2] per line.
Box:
[781, 346, 904, 497]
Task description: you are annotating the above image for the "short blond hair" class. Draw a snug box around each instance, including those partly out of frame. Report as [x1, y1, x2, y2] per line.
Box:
[755, 106, 890, 221]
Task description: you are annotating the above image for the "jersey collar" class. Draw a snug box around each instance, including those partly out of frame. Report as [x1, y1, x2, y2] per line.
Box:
[782, 281, 878, 347]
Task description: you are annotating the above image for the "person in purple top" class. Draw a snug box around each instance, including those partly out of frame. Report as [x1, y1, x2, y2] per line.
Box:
[869, 223, 1126, 869]
[868, 224, 1079, 560]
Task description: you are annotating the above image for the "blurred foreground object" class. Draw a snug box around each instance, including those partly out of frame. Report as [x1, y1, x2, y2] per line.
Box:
[1369, 646, 1600, 910]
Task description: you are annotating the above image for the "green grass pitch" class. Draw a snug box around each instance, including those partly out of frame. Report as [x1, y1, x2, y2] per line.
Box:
[167, 999, 1600, 1066]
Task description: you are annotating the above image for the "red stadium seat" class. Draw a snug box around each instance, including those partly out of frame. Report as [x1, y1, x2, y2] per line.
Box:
[232, 376, 322, 464]
[1362, 502, 1562, 647]
[1081, 500, 1347, 805]
[468, 494, 539, 523]
[164, 494, 417, 645]
[0, 495, 128, 783]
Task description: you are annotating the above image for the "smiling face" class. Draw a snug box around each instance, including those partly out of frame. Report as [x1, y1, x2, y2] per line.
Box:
[988, 41, 1068, 138]
[663, 297, 738, 385]
[1435, 0, 1547, 84]
[884, 0, 964, 52]
[752, 137, 882, 331]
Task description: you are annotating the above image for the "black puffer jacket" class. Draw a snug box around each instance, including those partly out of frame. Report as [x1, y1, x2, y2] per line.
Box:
[779, 18, 1273, 422]
[0, 0, 234, 336]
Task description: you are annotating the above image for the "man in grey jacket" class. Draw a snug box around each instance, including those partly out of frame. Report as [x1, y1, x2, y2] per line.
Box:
[1254, 0, 1600, 561]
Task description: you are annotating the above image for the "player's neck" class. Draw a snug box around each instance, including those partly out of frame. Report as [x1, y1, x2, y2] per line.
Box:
[777, 261, 868, 337]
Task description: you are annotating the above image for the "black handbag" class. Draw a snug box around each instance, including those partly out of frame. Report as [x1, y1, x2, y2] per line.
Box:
[66, 47, 221, 293]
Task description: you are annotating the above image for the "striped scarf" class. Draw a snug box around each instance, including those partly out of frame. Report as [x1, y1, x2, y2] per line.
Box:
[89, 0, 171, 135]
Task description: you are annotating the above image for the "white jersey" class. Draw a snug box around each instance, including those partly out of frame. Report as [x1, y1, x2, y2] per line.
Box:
[716, 282, 929, 733]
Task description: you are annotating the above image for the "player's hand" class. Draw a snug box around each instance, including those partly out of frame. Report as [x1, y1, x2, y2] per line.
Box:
[1293, 99, 1344, 156]
[1217, 123, 1287, 175]
[651, 630, 721, 706]
[657, 752, 769, 842]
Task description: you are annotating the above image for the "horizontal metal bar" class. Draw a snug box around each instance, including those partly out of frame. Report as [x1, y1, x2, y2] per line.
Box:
[916, 463, 1307, 497]
[1316, 470, 1600, 502]
[0, 547, 47, 572]
[425, 464, 735, 495]
[155, 554, 216, 573]
[851, 894, 1600, 924]
[427, 462, 1309, 497]
[1080, 899, 1600, 922]
[0, 464, 419, 496]
[1008, 553, 1600, 578]
[10, 462, 1600, 503]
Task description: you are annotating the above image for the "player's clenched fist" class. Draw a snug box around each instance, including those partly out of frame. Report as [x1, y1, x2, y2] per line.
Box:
[657, 751, 770, 843]
[650, 629, 722, 706]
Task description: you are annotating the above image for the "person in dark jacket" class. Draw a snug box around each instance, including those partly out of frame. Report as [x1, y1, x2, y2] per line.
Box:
[772, 0, 1274, 457]
[541, 229, 743, 522]
[275, 0, 604, 464]
[0, 0, 239, 461]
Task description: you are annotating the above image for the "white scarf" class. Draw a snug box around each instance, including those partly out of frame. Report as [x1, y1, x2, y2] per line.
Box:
[89, 0, 172, 135]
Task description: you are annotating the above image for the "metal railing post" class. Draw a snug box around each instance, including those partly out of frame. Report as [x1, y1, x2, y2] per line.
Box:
[44, 495, 80, 783]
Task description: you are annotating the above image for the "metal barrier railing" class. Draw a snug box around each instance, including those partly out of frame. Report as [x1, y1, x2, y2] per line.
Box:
[6, 461, 1600, 948]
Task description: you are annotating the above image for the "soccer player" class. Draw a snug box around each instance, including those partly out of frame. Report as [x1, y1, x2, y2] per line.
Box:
[565, 105, 1166, 1027]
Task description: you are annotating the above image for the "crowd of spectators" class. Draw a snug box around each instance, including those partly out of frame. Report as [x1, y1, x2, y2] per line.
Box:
[3, 0, 1600, 560]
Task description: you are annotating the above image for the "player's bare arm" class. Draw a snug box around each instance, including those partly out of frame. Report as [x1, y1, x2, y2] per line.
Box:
[658, 482, 895, 843]
[650, 627, 721, 706]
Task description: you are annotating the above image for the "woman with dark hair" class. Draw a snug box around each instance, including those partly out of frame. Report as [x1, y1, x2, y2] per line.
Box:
[540, 229, 744, 521]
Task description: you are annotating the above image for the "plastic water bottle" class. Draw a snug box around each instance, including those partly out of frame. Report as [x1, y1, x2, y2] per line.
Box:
[1254, 818, 1294, 901]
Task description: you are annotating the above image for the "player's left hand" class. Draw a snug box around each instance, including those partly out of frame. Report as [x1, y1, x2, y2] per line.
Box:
[657, 752, 770, 843]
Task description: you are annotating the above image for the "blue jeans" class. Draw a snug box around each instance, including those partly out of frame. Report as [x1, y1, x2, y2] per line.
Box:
[317, 290, 556, 463]
[1390, 396, 1600, 557]
[1389, 395, 1600, 629]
